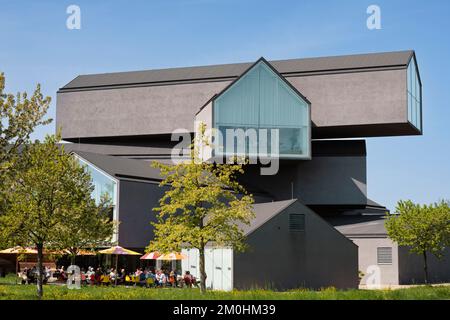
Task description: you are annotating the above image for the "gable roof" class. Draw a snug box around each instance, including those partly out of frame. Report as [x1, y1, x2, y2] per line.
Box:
[219, 56, 311, 104]
[240, 199, 297, 236]
[326, 215, 388, 238]
[196, 57, 311, 116]
[60, 50, 414, 91]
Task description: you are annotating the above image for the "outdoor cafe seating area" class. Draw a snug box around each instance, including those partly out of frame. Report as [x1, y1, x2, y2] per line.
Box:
[0, 246, 199, 288]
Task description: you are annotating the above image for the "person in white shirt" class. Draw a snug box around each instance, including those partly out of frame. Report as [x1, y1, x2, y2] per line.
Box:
[109, 268, 117, 282]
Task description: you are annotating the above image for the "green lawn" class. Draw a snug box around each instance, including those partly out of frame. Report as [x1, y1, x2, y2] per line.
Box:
[1, 275, 449, 300]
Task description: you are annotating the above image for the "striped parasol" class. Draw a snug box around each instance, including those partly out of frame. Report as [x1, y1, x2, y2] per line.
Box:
[157, 252, 187, 260]
[99, 246, 141, 285]
[64, 249, 96, 256]
[98, 246, 141, 256]
[140, 251, 161, 260]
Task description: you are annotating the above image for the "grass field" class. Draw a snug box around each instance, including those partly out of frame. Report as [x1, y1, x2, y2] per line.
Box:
[1, 275, 449, 300]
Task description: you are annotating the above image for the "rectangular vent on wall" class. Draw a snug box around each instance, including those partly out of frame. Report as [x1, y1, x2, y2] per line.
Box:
[377, 247, 393, 264]
[289, 213, 305, 232]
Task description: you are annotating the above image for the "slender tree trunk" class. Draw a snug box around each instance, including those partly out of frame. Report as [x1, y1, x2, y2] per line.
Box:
[423, 250, 429, 284]
[70, 254, 76, 266]
[199, 247, 206, 293]
[36, 242, 44, 299]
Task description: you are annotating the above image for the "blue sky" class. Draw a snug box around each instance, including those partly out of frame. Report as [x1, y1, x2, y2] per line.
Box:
[0, 0, 449, 210]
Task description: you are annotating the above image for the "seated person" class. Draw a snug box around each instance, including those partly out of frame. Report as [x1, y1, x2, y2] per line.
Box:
[139, 270, 146, 285]
[155, 270, 166, 287]
[80, 269, 87, 285]
[109, 268, 117, 283]
[183, 271, 194, 288]
[94, 268, 102, 284]
[169, 271, 176, 287]
[145, 270, 156, 287]
[90, 273, 96, 285]
[20, 268, 29, 285]
[118, 268, 126, 284]
[44, 266, 52, 279]
[27, 266, 37, 284]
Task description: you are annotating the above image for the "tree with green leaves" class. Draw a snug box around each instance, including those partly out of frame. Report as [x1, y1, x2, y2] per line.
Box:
[0, 72, 52, 250]
[385, 200, 450, 283]
[0, 133, 114, 298]
[55, 193, 115, 265]
[0, 72, 52, 177]
[147, 124, 255, 293]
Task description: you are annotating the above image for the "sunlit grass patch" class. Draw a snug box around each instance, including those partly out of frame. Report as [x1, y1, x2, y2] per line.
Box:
[1, 274, 449, 300]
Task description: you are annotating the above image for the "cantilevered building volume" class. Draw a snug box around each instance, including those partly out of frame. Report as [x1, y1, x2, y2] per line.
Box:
[56, 50, 449, 290]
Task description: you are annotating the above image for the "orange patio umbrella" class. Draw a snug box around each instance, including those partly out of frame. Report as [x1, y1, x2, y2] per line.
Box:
[140, 251, 161, 260]
[157, 252, 187, 261]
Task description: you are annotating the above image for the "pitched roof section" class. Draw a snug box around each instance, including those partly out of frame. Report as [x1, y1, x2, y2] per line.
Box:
[326, 215, 388, 238]
[63, 143, 175, 157]
[214, 57, 312, 106]
[240, 199, 297, 236]
[60, 50, 414, 91]
[73, 151, 162, 182]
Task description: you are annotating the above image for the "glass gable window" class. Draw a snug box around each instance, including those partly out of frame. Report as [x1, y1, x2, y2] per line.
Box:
[75, 157, 118, 224]
[407, 57, 422, 131]
[213, 60, 310, 159]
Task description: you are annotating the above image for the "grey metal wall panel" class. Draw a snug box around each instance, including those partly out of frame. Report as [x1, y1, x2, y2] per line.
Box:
[56, 51, 420, 139]
[117, 180, 167, 248]
[233, 201, 359, 290]
[57, 60, 416, 140]
[240, 155, 367, 205]
[398, 247, 450, 284]
[56, 80, 231, 139]
[287, 69, 408, 128]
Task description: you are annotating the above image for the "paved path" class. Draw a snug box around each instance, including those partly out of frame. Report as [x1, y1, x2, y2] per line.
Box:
[360, 283, 450, 290]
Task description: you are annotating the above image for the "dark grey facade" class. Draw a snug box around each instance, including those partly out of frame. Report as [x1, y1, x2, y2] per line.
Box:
[234, 200, 358, 290]
[55, 50, 433, 290]
[398, 247, 450, 284]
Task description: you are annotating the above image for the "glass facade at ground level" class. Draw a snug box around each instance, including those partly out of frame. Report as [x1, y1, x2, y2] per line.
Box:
[213, 60, 310, 158]
[407, 57, 422, 131]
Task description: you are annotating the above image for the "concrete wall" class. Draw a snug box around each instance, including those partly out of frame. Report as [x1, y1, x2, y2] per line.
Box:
[287, 69, 407, 128]
[398, 247, 450, 284]
[117, 179, 167, 248]
[56, 80, 231, 139]
[233, 201, 359, 290]
[57, 68, 414, 140]
[350, 237, 399, 286]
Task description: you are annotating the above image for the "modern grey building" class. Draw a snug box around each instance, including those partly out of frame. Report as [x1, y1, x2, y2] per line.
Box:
[56, 50, 434, 289]
[181, 200, 358, 291]
[328, 214, 450, 287]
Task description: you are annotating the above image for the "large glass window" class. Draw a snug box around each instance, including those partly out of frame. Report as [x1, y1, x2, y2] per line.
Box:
[77, 157, 117, 206]
[73, 155, 118, 241]
[213, 60, 310, 158]
[407, 57, 422, 131]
